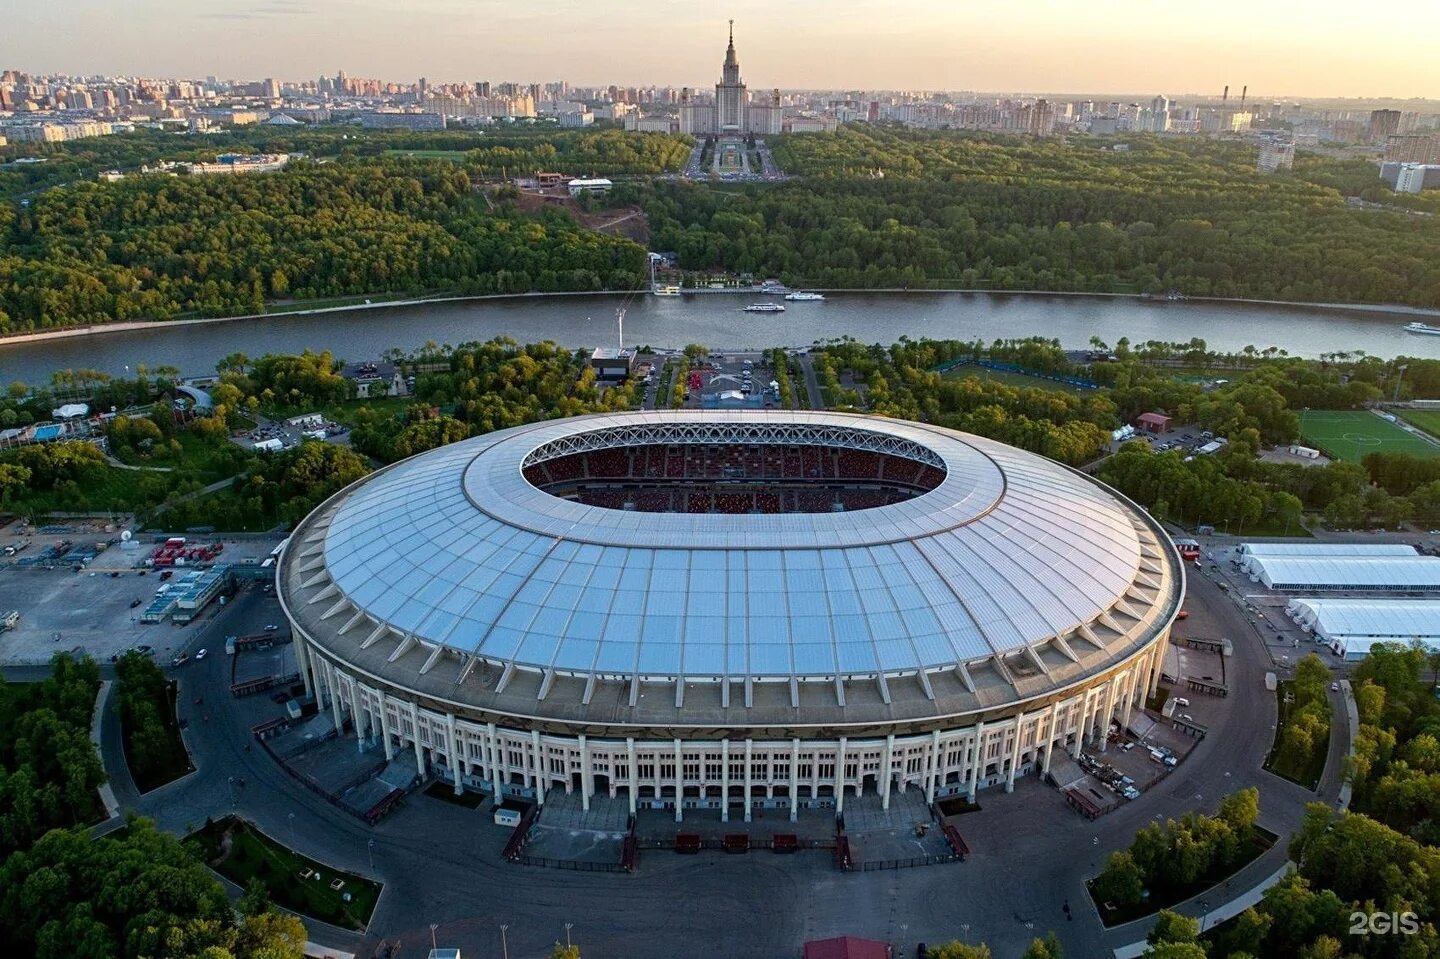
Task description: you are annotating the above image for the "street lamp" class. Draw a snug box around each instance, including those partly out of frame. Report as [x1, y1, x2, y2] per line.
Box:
[500, 924, 510, 959]
[367, 838, 375, 872]
[429, 924, 438, 952]
[565, 923, 573, 948]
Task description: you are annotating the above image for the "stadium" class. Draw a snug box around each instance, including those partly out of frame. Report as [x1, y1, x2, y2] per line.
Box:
[277, 411, 1183, 822]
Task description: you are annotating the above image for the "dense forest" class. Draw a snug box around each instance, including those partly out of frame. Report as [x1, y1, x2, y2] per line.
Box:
[812, 337, 1440, 532]
[635, 127, 1440, 306]
[0, 125, 690, 200]
[0, 154, 647, 334]
[0, 655, 307, 959]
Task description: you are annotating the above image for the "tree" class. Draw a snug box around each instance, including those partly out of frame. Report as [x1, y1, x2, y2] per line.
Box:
[1093, 850, 1145, 907]
[1147, 909, 1199, 945]
[1021, 932, 1063, 959]
[930, 943, 992, 959]
[1217, 787, 1260, 833]
[549, 946, 581, 959]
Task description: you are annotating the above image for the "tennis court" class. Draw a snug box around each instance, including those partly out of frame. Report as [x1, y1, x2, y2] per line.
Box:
[1297, 410, 1440, 463]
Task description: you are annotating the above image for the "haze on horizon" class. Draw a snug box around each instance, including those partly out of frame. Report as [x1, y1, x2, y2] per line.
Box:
[6, 0, 1439, 100]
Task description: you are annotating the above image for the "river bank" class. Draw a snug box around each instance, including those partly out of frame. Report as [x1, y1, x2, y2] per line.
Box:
[3, 287, 1439, 350]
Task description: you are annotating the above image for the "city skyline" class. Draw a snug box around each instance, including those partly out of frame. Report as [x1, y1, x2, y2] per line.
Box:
[6, 0, 1440, 99]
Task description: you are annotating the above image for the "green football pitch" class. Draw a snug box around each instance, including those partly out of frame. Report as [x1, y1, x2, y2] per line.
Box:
[1297, 410, 1440, 463]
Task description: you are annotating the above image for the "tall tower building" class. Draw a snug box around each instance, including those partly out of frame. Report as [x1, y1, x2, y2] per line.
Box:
[715, 19, 748, 133]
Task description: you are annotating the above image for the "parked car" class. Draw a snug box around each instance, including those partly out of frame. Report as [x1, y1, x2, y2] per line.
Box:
[133, 645, 154, 656]
[195, 648, 208, 661]
[1330, 682, 1340, 692]
[264, 624, 279, 632]
[129, 598, 142, 608]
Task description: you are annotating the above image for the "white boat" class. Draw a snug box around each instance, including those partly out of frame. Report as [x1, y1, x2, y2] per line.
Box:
[784, 291, 825, 301]
[1405, 321, 1440, 336]
[743, 302, 786, 313]
[652, 285, 682, 297]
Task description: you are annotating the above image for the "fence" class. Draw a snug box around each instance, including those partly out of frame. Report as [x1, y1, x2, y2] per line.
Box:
[859, 852, 959, 871]
[513, 855, 631, 873]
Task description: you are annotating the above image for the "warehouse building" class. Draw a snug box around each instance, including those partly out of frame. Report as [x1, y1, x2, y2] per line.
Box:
[1286, 599, 1440, 660]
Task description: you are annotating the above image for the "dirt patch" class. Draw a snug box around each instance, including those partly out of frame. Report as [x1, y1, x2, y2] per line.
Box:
[508, 190, 650, 245]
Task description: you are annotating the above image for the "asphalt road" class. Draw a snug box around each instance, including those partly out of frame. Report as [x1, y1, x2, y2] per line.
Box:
[3, 554, 1349, 959]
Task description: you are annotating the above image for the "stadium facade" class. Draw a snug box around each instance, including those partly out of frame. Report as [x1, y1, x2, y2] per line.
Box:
[278, 411, 1184, 822]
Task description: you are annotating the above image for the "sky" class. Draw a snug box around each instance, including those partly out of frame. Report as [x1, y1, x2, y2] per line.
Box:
[6, 0, 1439, 99]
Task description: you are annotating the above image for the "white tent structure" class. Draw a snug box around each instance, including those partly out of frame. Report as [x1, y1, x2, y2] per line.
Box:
[1238, 542, 1416, 576]
[1247, 554, 1440, 591]
[1286, 598, 1440, 660]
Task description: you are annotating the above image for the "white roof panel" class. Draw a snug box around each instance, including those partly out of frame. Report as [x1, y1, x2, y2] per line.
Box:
[319, 411, 1165, 683]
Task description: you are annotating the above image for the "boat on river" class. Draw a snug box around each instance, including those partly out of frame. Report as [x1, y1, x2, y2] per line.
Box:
[1405, 321, 1440, 336]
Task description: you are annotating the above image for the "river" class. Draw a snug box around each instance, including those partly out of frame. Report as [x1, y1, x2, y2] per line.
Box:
[2, 291, 1439, 384]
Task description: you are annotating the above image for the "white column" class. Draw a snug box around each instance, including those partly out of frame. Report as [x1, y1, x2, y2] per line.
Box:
[1097, 679, 1117, 751]
[743, 739, 753, 823]
[881, 734, 895, 810]
[410, 702, 424, 779]
[294, 634, 314, 698]
[579, 734, 592, 812]
[531, 729, 545, 806]
[1042, 701, 1061, 777]
[351, 681, 367, 751]
[1120, 667, 1136, 732]
[924, 730, 941, 804]
[626, 738, 638, 815]
[967, 723, 984, 802]
[378, 691, 393, 761]
[327, 664, 343, 730]
[1006, 711, 1026, 792]
[1071, 691, 1090, 759]
[673, 738, 684, 823]
[721, 739, 730, 822]
[487, 722, 503, 798]
[446, 714, 462, 795]
[789, 739, 800, 822]
[835, 737, 847, 815]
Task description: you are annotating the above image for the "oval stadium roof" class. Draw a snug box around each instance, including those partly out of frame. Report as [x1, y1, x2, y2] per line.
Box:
[296, 412, 1178, 691]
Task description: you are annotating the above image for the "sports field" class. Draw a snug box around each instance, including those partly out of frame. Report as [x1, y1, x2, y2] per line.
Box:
[1297, 410, 1440, 463]
[1397, 409, 1440, 440]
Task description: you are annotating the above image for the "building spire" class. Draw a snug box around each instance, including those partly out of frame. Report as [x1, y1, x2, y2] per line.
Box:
[729, 19, 734, 47]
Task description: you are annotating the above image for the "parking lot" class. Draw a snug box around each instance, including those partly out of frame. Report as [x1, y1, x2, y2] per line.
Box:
[0, 524, 285, 666]
[233, 413, 348, 453]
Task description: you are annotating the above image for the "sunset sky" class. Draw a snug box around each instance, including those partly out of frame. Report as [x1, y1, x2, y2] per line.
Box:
[7, 0, 1438, 99]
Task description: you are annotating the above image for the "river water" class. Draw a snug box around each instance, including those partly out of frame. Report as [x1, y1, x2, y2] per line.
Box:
[2, 291, 1439, 384]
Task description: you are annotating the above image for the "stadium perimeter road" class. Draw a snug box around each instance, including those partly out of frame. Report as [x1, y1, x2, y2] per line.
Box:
[4, 569, 1346, 959]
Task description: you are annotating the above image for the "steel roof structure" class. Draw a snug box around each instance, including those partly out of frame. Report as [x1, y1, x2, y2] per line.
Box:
[1240, 543, 1418, 558]
[287, 412, 1177, 699]
[1247, 555, 1440, 591]
[1287, 598, 1440, 642]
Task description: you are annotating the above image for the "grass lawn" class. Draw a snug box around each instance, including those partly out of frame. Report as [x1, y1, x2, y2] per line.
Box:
[382, 149, 469, 162]
[1397, 408, 1440, 440]
[188, 817, 381, 931]
[1090, 826, 1278, 927]
[1297, 410, 1440, 463]
[119, 679, 193, 793]
[1, 460, 159, 517]
[1264, 681, 1331, 789]
[114, 429, 248, 484]
[941, 365, 1093, 394]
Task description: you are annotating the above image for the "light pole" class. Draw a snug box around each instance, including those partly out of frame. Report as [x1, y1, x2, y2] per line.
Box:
[565, 923, 573, 949]
[429, 924, 438, 952]
[1393, 364, 1408, 403]
[367, 838, 375, 872]
[500, 924, 510, 959]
